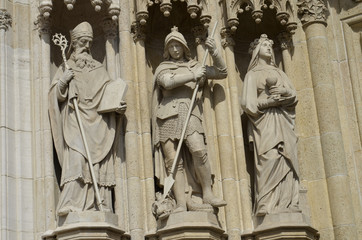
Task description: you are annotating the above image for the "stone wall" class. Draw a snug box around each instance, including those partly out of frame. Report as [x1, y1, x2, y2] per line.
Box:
[0, 0, 360, 239]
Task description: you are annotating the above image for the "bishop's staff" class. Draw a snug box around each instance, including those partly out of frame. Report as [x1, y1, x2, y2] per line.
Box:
[52, 33, 104, 211]
[163, 21, 219, 199]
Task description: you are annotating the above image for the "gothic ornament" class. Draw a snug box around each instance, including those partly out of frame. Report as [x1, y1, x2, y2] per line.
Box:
[297, 0, 328, 26]
[220, 27, 235, 48]
[0, 9, 12, 31]
[35, 15, 52, 36]
[102, 18, 118, 39]
[38, 0, 53, 18]
[278, 31, 293, 50]
[135, 0, 210, 28]
[38, 0, 120, 21]
[226, 0, 298, 34]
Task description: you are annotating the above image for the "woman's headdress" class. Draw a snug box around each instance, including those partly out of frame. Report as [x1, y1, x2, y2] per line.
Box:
[247, 34, 276, 71]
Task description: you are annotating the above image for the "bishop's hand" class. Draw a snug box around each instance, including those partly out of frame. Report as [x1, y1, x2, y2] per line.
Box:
[61, 68, 75, 85]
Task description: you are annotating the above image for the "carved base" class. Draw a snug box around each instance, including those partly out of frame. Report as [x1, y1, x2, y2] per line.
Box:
[156, 211, 226, 240]
[242, 212, 319, 240]
[42, 211, 125, 240]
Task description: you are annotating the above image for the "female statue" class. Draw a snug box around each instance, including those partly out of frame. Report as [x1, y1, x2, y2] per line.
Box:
[152, 27, 227, 213]
[241, 34, 299, 217]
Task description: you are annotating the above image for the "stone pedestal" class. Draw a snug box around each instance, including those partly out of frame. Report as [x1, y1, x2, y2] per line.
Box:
[156, 211, 226, 240]
[246, 212, 319, 240]
[42, 211, 125, 240]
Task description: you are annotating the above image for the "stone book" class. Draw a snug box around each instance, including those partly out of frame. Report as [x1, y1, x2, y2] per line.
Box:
[97, 79, 128, 113]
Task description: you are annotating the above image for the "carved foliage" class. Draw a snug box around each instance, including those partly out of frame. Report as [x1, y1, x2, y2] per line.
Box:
[102, 18, 118, 39]
[296, 0, 327, 26]
[0, 9, 12, 31]
[35, 15, 52, 36]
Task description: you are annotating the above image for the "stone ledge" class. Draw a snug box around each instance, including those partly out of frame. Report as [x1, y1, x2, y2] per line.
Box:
[156, 211, 226, 240]
[245, 212, 320, 240]
[42, 211, 125, 240]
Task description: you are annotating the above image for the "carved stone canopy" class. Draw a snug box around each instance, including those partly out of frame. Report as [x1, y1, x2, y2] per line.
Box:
[38, 0, 120, 21]
[225, 0, 298, 34]
[135, 0, 211, 29]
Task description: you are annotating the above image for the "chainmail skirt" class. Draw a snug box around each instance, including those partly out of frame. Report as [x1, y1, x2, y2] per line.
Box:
[157, 103, 204, 143]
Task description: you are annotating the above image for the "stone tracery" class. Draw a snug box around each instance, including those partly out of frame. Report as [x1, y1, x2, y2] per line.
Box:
[225, 0, 298, 33]
[38, 0, 120, 21]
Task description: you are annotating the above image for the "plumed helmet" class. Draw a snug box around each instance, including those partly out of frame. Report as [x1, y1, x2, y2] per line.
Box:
[163, 26, 191, 60]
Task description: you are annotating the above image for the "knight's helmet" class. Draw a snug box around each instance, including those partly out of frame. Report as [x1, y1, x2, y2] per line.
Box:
[163, 26, 191, 60]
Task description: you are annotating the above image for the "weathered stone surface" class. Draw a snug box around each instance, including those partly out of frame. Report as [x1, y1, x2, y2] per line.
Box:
[157, 211, 225, 240]
[42, 212, 124, 240]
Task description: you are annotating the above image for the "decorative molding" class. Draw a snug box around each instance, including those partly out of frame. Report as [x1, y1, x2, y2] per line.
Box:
[135, 0, 211, 28]
[277, 31, 293, 50]
[192, 25, 207, 45]
[225, 0, 298, 34]
[296, 0, 328, 26]
[39, 0, 120, 21]
[39, 0, 53, 18]
[102, 18, 118, 39]
[0, 9, 12, 31]
[220, 27, 235, 48]
[131, 21, 146, 42]
[35, 15, 52, 36]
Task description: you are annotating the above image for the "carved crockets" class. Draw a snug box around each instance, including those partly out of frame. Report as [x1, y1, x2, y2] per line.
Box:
[241, 34, 300, 217]
[152, 27, 228, 219]
[49, 22, 127, 217]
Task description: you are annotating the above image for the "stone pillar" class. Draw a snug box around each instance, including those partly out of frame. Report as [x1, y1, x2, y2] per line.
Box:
[118, 1, 145, 238]
[192, 25, 220, 182]
[221, 27, 253, 234]
[102, 18, 118, 79]
[212, 29, 242, 240]
[132, 21, 157, 236]
[0, 8, 12, 238]
[278, 32, 293, 77]
[36, 15, 57, 232]
[297, 0, 358, 239]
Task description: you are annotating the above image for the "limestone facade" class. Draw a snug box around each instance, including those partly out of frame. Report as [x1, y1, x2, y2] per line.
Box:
[0, 0, 361, 239]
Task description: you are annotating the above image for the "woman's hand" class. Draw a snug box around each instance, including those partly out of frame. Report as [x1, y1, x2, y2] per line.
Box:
[269, 86, 289, 97]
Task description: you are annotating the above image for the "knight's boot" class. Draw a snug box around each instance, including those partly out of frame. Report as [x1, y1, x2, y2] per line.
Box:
[192, 150, 227, 208]
[172, 170, 187, 213]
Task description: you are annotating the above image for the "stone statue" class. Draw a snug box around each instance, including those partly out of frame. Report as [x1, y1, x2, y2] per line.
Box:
[49, 22, 127, 217]
[241, 34, 300, 217]
[152, 27, 227, 214]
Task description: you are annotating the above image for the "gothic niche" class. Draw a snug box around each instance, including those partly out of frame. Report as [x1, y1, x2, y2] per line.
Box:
[141, 2, 225, 220]
[49, 0, 120, 212]
[226, 0, 297, 214]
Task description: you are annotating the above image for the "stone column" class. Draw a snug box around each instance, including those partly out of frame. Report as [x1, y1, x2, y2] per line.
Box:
[211, 27, 242, 240]
[278, 32, 293, 77]
[118, 1, 145, 238]
[132, 21, 156, 235]
[297, 0, 358, 239]
[221, 27, 253, 234]
[102, 18, 118, 80]
[0, 8, 12, 238]
[36, 15, 57, 232]
[192, 24, 220, 179]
